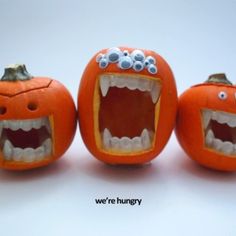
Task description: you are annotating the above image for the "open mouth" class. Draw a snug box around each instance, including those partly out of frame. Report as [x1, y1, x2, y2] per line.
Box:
[1, 117, 53, 163]
[96, 73, 161, 154]
[202, 109, 236, 156]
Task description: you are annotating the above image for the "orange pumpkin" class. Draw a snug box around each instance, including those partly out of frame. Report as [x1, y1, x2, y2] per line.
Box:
[78, 47, 177, 164]
[0, 64, 77, 170]
[176, 73, 236, 171]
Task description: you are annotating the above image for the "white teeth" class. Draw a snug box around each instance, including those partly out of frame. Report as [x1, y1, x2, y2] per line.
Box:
[110, 137, 120, 149]
[9, 122, 20, 131]
[126, 77, 138, 90]
[217, 113, 229, 124]
[221, 141, 234, 154]
[21, 120, 32, 131]
[3, 140, 13, 160]
[132, 137, 143, 151]
[12, 147, 23, 161]
[120, 137, 132, 151]
[103, 128, 112, 148]
[206, 129, 214, 146]
[212, 138, 223, 151]
[23, 148, 35, 163]
[211, 111, 218, 120]
[2, 138, 52, 162]
[99, 75, 161, 104]
[43, 138, 52, 156]
[100, 75, 110, 97]
[228, 119, 236, 128]
[141, 129, 151, 149]
[35, 146, 45, 161]
[102, 128, 152, 153]
[150, 82, 160, 104]
[0, 117, 52, 162]
[0, 117, 51, 132]
[206, 110, 236, 127]
[32, 119, 42, 129]
[203, 109, 236, 156]
[205, 129, 236, 156]
[202, 110, 211, 129]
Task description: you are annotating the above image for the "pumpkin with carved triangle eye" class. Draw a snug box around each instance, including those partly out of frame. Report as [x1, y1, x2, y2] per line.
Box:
[0, 64, 77, 170]
[176, 74, 236, 171]
[78, 47, 177, 165]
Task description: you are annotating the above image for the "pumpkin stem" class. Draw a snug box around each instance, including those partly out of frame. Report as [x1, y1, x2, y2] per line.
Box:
[1, 64, 32, 81]
[205, 73, 232, 85]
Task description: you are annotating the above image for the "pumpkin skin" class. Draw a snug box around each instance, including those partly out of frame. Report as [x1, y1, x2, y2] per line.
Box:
[78, 47, 177, 165]
[176, 74, 236, 171]
[0, 65, 77, 170]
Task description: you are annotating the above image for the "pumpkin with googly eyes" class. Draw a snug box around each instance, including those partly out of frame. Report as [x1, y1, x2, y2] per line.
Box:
[176, 73, 236, 171]
[0, 64, 77, 170]
[78, 47, 177, 165]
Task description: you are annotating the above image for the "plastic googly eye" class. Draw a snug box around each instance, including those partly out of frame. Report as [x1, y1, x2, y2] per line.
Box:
[118, 56, 133, 69]
[145, 56, 156, 65]
[133, 61, 144, 72]
[99, 58, 108, 68]
[123, 50, 129, 57]
[107, 47, 122, 63]
[131, 50, 145, 62]
[218, 91, 227, 100]
[144, 59, 150, 67]
[147, 64, 157, 74]
[96, 53, 104, 63]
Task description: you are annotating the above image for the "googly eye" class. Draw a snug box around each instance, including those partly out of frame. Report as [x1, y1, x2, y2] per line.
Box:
[118, 56, 133, 69]
[145, 56, 156, 65]
[131, 50, 145, 62]
[107, 47, 122, 63]
[147, 64, 157, 74]
[99, 58, 108, 69]
[96, 53, 104, 63]
[144, 59, 150, 67]
[218, 91, 227, 100]
[133, 61, 144, 72]
[123, 50, 129, 57]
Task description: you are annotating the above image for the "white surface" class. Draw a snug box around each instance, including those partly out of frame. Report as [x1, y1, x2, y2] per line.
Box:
[0, 0, 236, 235]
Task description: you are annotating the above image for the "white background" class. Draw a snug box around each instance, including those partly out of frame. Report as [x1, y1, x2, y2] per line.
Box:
[0, 0, 236, 235]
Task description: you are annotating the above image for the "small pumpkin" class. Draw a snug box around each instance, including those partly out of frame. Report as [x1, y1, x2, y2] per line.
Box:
[0, 64, 77, 170]
[78, 47, 177, 165]
[176, 73, 236, 171]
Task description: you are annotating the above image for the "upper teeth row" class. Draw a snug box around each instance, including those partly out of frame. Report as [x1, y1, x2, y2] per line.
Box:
[0, 117, 51, 133]
[100, 75, 161, 103]
[102, 128, 152, 153]
[205, 129, 236, 156]
[202, 109, 236, 129]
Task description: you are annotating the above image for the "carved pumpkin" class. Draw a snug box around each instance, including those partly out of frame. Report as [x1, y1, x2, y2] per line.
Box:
[0, 64, 77, 170]
[176, 73, 236, 171]
[78, 47, 177, 164]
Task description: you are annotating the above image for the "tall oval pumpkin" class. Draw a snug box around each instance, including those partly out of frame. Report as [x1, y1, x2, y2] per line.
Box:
[78, 47, 177, 165]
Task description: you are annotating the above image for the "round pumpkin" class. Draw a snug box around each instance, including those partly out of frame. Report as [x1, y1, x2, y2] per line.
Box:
[78, 47, 177, 165]
[176, 73, 236, 171]
[0, 64, 77, 170]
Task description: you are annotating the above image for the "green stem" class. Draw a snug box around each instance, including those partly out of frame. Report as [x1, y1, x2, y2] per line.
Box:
[1, 64, 32, 81]
[205, 73, 232, 85]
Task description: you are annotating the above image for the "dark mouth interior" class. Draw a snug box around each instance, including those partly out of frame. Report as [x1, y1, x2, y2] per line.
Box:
[99, 87, 155, 138]
[1, 126, 50, 149]
[209, 120, 236, 143]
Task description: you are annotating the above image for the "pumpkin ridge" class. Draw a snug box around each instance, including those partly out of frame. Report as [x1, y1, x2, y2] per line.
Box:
[0, 79, 53, 97]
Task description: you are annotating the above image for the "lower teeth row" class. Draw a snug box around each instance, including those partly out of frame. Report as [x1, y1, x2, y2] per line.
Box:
[3, 138, 52, 162]
[103, 128, 152, 153]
